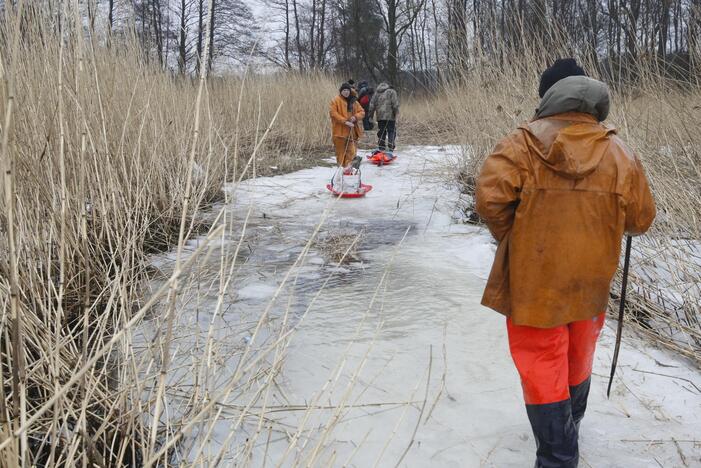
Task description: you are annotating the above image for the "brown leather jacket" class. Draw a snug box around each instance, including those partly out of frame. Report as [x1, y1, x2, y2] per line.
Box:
[476, 111, 656, 328]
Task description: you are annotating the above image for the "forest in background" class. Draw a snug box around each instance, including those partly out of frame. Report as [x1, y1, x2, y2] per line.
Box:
[19, 1, 701, 87]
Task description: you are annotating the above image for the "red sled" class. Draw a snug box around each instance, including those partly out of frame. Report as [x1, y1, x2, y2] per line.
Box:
[366, 151, 396, 165]
[326, 183, 373, 198]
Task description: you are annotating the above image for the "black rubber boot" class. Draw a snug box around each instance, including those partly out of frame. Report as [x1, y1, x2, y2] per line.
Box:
[526, 399, 579, 468]
[570, 377, 591, 431]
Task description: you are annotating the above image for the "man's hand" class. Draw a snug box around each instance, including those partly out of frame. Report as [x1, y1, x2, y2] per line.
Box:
[350, 116, 357, 123]
[345, 121, 355, 128]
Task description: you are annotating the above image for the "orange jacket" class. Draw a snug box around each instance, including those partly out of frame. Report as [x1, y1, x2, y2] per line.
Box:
[330, 94, 364, 139]
[476, 112, 656, 328]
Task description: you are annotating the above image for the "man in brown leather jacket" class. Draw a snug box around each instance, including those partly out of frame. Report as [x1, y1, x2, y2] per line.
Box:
[476, 58, 656, 468]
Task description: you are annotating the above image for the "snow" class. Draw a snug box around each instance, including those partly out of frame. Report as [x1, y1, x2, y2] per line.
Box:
[143, 146, 701, 466]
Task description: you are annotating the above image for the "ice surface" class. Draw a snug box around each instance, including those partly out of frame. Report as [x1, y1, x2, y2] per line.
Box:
[143, 146, 701, 467]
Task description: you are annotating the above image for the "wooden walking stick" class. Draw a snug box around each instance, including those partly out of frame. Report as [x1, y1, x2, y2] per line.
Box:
[607, 235, 633, 398]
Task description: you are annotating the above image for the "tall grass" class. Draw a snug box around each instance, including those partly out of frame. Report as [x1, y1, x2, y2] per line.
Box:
[0, 5, 374, 464]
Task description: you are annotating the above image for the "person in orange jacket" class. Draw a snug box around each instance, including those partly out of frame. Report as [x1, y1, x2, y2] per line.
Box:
[330, 82, 365, 173]
[476, 58, 656, 468]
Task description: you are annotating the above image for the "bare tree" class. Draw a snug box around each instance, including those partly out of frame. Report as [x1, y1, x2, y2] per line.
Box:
[178, 0, 190, 73]
[121, 0, 701, 83]
[375, 0, 428, 83]
[108, 0, 115, 33]
[196, 0, 204, 72]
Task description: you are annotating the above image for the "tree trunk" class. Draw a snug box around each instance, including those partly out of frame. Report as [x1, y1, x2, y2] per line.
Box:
[530, 0, 548, 50]
[587, 0, 599, 66]
[197, 0, 204, 74]
[292, 0, 303, 69]
[317, 0, 327, 66]
[431, 0, 440, 82]
[689, 0, 701, 76]
[626, 0, 641, 59]
[387, 0, 398, 84]
[284, 0, 291, 67]
[208, 0, 216, 71]
[153, 0, 164, 66]
[310, 0, 317, 68]
[108, 0, 114, 33]
[88, 0, 97, 34]
[179, 0, 187, 73]
[658, 0, 671, 58]
[142, 0, 147, 50]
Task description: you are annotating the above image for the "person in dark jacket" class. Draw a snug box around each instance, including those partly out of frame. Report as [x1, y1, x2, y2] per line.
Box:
[358, 81, 375, 130]
[475, 58, 656, 468]
[347, 79, 358, 97]
[368, 82, 400, 155]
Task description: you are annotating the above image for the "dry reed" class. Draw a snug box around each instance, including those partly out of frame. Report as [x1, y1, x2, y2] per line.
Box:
[423, 41, 701, 365]
[0, 4, 392, 465]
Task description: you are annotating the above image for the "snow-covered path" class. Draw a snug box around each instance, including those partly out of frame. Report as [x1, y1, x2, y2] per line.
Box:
[151, 146, 701, 466]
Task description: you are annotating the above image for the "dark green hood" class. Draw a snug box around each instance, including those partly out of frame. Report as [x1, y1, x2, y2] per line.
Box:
[535, 76, 610, 122]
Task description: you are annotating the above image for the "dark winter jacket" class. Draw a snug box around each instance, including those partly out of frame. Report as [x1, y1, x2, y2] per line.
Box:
[368, 83, 400, 121]
[359, 86, 374, 109]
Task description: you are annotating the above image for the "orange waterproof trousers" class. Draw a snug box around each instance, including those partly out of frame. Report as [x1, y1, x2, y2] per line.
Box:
[333, 136, 356, 167]
[507, 313, 605, 405]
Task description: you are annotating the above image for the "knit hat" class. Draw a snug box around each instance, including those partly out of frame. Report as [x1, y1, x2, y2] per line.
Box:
[347, 79, 355, 86]
[538, 58, 587, 98]
[340, 82, 352, 92]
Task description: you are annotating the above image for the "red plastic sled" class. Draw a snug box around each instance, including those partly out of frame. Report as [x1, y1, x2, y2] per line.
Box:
[326, 183, 373, 198]
[366, 151, 396, 165]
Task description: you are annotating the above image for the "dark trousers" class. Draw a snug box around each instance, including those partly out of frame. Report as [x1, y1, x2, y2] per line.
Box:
[377, 120, 396, 151]
[363, 113, 374, 131]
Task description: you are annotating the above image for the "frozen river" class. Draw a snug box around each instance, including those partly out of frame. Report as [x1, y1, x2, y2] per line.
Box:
[142, 146, 700, 467]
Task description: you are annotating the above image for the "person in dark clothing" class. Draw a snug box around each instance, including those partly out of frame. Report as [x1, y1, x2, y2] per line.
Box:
[368, 82, 400, 154]
[358, 81, 375, 130]
[347, 79, 358, 97]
